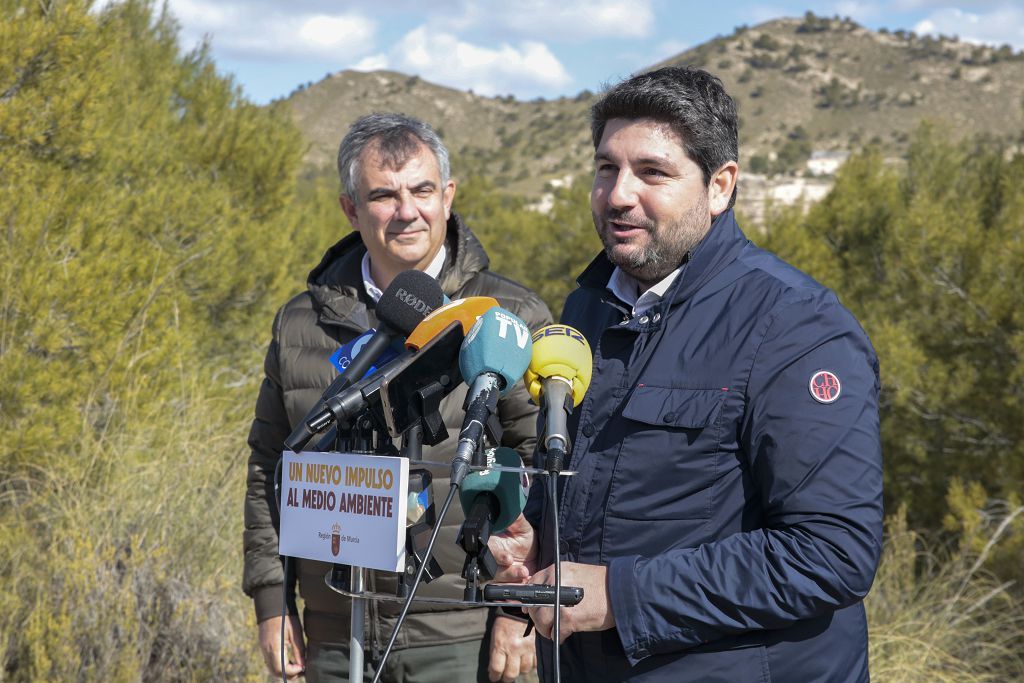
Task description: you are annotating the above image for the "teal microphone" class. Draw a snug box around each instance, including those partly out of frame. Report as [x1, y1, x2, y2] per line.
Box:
[458, 447, 527, 534]
[451, 307, 533, 487]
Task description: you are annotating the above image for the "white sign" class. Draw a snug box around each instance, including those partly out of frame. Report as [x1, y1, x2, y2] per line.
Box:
[279, 450, 409, 572]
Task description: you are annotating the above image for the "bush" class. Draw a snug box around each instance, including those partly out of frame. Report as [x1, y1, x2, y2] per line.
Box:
[868, 498, 1024, 681]
[0, 1, 310, 678]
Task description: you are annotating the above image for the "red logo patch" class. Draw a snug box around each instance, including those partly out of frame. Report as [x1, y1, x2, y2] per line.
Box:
[809, 370, 841, 404]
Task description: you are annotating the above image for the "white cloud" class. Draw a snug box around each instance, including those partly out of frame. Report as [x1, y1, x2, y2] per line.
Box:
[912, 6, 1024, 48]
[448, 0, 654, 41]
[367, 26, 572, 96]
[166, 0, 377, 60]
[352, 54, 389, 71]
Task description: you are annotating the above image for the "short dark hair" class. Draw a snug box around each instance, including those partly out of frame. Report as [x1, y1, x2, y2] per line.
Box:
[591, 66, 739, 208]
[337, 113, 450, 201]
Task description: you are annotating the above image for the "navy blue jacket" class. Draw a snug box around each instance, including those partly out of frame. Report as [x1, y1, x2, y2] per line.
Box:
[525, 210, 883, 682]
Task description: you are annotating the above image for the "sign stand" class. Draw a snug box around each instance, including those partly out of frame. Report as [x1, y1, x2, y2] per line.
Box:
[349, 565, 366, 681]
[346, 420, 424, 683]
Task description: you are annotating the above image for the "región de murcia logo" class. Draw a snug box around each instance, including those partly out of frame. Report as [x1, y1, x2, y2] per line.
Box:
[331, 522, 342, 556]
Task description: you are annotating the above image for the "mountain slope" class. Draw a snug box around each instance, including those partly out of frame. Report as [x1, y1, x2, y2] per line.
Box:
[286, 13, 1024, 210]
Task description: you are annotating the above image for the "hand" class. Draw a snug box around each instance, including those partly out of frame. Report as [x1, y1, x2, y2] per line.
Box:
[526, 562, 615, 644]
[488, 513, 538, 583]
[258, 614, 306, 679]
[488, 614, 537, 682]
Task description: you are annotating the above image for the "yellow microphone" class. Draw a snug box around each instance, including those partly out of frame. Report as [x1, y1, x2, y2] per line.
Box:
[523, 325, 593, 472]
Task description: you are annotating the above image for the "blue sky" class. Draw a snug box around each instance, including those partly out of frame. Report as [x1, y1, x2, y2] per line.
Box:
[160, 0, 1024, 103]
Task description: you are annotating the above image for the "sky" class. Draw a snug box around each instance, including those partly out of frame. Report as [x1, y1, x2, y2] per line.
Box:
[158, 0, 1024, 104]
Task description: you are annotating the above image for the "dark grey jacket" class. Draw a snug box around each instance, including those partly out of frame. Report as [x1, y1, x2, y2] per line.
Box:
[243, 213, 552, 651]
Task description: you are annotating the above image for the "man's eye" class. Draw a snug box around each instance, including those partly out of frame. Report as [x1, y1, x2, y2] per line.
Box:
[596, 163, 617, 175]
[643, 168, 666, 177]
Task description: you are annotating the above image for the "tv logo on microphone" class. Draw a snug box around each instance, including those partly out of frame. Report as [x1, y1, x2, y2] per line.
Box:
[494, 310, 530, 349]
[396, 288, 435, 316]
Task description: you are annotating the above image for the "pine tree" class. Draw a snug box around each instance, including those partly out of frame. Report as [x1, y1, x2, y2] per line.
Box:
[762, 126, 1024, 529]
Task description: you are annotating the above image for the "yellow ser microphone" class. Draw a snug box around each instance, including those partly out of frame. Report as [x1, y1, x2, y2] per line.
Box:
[523, 325, 593, 472]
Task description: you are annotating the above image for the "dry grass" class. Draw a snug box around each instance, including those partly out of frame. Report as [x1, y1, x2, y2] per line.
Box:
[867, 505, 1024, 682]
[0, 375, 266, 682]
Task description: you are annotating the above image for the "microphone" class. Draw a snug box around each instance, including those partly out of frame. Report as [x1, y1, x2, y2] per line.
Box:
[284, 270, 443, 452]
[403, 296, 499, 350]
[457, 446, 527, 591]
[450, 307, 533, 487]
[342, 269, 443, 383]
[329, 329, 401, 376]
[306, 296, 501, 449]
[458, 446, 527, 534]
[312, 296, 504, 450]
[523, 324, 593, 473]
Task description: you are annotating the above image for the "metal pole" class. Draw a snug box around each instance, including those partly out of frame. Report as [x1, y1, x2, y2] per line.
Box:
[349, 566, 366, 681]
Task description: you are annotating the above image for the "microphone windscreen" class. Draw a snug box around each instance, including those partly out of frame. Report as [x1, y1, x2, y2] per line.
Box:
[524, 325, 593, 406]
[458, 446, 527, 533]
[375, 270, 445, 334]
[459, 307, 533, 396]
[404, 296, 499, 350]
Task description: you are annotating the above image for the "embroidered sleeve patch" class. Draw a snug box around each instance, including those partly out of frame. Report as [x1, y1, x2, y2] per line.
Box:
[809, 370, 841, 404]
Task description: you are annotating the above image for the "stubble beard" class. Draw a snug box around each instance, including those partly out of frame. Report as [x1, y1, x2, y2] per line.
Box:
[594, 193, 712, 286]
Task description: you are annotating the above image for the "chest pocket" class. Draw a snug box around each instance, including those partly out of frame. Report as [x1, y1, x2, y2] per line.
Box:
[606, 385, 726, 521]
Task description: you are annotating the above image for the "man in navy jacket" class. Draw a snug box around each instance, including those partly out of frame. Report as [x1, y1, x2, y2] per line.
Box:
[490, 67, 883, 682]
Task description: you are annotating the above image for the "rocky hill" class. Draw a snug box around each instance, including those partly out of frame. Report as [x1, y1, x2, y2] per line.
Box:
[285, 13, 1024, 217]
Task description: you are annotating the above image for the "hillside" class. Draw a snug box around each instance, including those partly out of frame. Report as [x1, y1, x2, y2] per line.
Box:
[672, 15, 1024, 169]
[287, 69, 592, 192]
[286, 13, 1024, 214]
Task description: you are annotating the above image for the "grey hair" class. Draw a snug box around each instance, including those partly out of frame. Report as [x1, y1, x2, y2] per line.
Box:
[337, 113, 451, 201]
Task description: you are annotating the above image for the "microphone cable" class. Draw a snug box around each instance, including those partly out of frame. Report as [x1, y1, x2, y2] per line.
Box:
[549, 470, 562, 683]
[372, 483, 460, 683]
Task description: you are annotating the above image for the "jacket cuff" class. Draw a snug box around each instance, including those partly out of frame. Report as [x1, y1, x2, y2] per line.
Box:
[495, 605, 530, 623]
[608, 555, 654, 666]
[252, 584, 297, 624]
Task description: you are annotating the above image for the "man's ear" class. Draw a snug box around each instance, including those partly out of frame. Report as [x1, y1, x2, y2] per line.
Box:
[443, 179, 457, 220]
[708, 161, 739, 216]
[339, 194, 360, 229]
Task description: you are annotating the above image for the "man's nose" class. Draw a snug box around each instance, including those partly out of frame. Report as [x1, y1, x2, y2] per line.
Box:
[395, 192, 418, 222]
[608, 171, 639, 209]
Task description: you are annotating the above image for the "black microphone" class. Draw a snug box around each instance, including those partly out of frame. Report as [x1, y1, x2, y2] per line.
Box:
[300, 311, 469, 450]
[284, 270, 443, 452]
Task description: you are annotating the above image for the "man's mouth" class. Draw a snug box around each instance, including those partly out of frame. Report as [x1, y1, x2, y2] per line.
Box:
[607, 218, 649, 239]
[387, 226, 426, 240]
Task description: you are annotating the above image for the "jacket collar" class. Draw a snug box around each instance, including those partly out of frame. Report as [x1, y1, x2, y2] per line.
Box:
[306, 211, 489, 330]
[577, 208, 749, 310]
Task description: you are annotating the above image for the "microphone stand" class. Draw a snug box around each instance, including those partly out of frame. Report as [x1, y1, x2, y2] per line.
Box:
[337, 412, 394, 683]
[336, 418, 366, 683]
[373, 400, 501, 683]
[541, 381, 574, 683]
[372, 471, 461, 683]
[544, 449, 565, 683]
